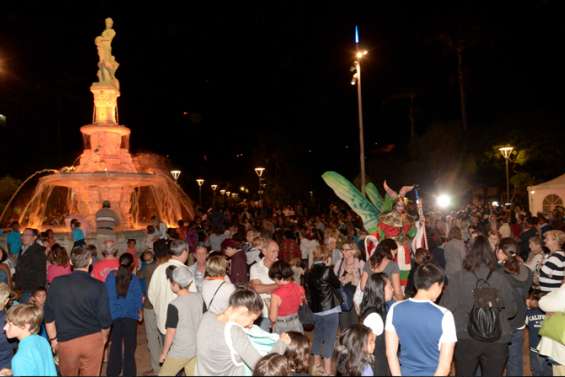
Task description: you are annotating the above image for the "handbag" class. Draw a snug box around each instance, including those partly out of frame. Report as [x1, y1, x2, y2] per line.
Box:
[539, 312, 565, 345]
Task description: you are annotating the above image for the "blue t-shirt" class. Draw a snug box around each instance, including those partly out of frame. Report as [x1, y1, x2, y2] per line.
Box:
[72, 228, 85, 242]
[526, 307, 546, 352]
[385, 299, 457, 376]
[11, 335, 57, 376]
[6, 231, 21, 255]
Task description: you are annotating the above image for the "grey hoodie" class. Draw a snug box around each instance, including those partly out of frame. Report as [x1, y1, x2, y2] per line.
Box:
[441, 265, 518, 343]
[501, 263, 533, 330]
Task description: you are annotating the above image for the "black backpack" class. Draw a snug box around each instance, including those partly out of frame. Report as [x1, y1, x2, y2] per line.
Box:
[467, 270, 502, 342]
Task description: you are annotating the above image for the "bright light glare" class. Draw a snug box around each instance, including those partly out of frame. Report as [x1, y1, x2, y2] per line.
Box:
[436, 194, 452, 209]
[491, 201, 499, 207]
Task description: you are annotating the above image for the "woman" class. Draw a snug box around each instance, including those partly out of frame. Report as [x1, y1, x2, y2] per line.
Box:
[488, 229, 500, 253]
[304, 245, 342, 376]
[443, 226, 467, 276]
[360, 272, 393, 376]
[46, 244, 71, 284]
[360, 240, 403, 301]
[496, 237, 533, 376]
[201, 255, 236, 314]
[441, 235, 518, 375]
[196, 288, 290, 376]
[334, 324, 376, 376]
[269, 261, 304, 334]
[525, 236, 546, 288]
[334, 240, 365, 329]
[539, 230, 565, 293]
[537, 282, 565, 376]
[105, 253, 143, 377]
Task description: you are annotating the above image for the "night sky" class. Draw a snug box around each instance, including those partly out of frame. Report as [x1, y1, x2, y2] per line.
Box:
[0, 1, 563, 201]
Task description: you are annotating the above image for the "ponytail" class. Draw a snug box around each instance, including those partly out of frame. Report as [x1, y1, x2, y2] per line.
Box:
[499, 237, 520, 275]
[116, 253, 134, 297]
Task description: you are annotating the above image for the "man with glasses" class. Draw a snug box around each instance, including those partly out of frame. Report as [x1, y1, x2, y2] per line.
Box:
[14, 228, 46, 303]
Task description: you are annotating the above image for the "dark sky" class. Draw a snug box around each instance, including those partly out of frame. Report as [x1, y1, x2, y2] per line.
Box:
[0, 1, 563, 198]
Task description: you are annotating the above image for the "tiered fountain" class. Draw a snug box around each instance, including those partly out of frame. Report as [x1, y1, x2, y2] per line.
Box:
[1, 18, 194, 231]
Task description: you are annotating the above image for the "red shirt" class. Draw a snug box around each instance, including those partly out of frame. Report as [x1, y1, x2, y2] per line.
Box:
[273, 282, 304, 316]
[91, 259, 120, 282]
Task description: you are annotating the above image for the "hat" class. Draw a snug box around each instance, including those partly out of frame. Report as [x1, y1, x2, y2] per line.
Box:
[221, 238, 241, 251]
[172, 266, 194, 288]
[363, 313, 384, 336]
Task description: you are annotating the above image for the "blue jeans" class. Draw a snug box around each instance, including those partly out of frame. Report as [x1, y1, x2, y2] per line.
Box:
[312, 313, 339, 359]
[506, 329, 524, 376]
[530, 351, 553, 376]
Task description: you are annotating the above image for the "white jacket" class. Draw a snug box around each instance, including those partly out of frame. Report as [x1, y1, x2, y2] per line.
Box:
[147, 259, 186, 334]
[537, 283, 565, 364]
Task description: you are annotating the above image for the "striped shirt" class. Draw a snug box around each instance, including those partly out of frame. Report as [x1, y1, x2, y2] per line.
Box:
[539, 250, 565, 292]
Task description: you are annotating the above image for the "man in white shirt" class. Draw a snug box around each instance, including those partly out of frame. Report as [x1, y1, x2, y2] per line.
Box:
[147, 239, 189, 336]
[250, 239, 279, 331]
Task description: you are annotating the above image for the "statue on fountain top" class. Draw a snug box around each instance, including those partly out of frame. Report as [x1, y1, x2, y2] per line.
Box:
[95, 17, 119, 89]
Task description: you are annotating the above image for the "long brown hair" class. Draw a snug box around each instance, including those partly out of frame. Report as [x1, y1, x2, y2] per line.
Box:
[48, 243, 69, 267]
[463, 235, 497, 272]
[498, 237, 520, 275]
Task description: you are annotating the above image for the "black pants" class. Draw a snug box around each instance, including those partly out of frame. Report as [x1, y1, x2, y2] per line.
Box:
[107, 318, 137, 377]
[455, 338, 508, 376]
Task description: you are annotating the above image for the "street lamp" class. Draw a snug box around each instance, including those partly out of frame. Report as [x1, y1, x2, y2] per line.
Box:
[211, 184, 218, 206]
[254, 167, 266, 202]
[196, 178, 205, 206]
[351, 25, 368, 195]
[498, 146, 514, 204]
[170, 169, 181, 183]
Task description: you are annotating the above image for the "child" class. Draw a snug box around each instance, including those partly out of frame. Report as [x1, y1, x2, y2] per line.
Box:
[525, 289, 553, 376]
[4, 303, 57, 376]
[145, 225, 159, 251]
[525, 237, 546, 288]
[71, 219, 86, 247]
[335, 324, 375, 376]
[29, 288, 48, 341]
[126, 239, 140, 270]
[253, 353, 290, 376]
[0, 283, 15, 375]
[159, 266, 203, 376]
[284, 332, 310, 376]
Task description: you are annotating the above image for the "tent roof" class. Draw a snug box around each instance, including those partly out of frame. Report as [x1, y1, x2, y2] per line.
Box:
[528, 173, 565, 190]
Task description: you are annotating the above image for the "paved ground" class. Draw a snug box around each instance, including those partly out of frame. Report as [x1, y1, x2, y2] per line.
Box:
[103, 322, 533, 376]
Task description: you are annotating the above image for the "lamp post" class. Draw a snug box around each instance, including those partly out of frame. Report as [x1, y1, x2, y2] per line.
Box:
[254, 167, 266, 204]
[196, 178, 205, 206]
[351, 25, 368, 195]
[211, 184, 218, 206]
[498, 146, 514, 204]
[170, 169, 181, 183]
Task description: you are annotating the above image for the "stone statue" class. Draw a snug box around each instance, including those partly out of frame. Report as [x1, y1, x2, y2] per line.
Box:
[95, 17, 119, 89]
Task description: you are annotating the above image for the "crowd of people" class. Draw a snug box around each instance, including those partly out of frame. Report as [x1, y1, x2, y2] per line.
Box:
[0, 197, 564, 376]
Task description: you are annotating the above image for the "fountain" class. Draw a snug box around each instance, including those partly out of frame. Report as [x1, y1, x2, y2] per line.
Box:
[0, 18, 194, 231]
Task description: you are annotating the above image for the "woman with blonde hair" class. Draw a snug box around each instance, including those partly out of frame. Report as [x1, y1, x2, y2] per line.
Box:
[539, 230, 565, 293]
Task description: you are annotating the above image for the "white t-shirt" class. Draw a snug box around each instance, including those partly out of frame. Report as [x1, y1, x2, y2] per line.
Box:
[250, 259, 275, 318]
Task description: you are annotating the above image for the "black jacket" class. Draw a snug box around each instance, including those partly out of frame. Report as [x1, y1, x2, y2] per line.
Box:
[305, 262, 342, 313]
[14, 242, 46, 292]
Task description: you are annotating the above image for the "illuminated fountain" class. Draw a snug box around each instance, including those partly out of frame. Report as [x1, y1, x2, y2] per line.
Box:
[1, 18, 194, 231]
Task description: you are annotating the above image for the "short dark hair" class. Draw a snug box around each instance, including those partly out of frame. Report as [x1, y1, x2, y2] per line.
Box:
[127, 239, 136, 244]
[252, 353, 290, 377]
[70, 245, 91, 268]
[414, 263, 445, 290]
[228, 288, 264, 314]
[268, 261, 294, 281]
[24, 228, 39, 238]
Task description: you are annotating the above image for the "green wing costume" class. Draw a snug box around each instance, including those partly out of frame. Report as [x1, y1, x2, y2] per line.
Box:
[321, 171, 393, 234]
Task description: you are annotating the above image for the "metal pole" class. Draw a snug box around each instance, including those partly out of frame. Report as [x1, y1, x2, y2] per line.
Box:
[356, 60, 366, 195]
[505, 157, 510, 204]
[199, 186, 202, 206]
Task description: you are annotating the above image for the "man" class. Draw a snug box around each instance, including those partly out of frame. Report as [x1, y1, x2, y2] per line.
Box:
[45, 245, 112, 376]
[14, 228, 46, 303]
[250, 239, 279, 331]
[385, 263, 456, 376]
[223, 239, 248, 286]
[6, 221, 21, 262]
[188, 243, 208, 293]
[95, 200, 120, 252]
[148, 240, 189, 336]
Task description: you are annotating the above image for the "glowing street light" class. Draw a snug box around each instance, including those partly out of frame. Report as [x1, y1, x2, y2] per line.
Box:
[351, 25, 368, 195]
[498, 146, 514, 204]
[254, 167, 266, 204]
[436, 194, 452, 210]
[170, 169, 181, 182]
[220, 189, 226, 196]
[211, 184, 218, 206]
[196, 178, 205, 205]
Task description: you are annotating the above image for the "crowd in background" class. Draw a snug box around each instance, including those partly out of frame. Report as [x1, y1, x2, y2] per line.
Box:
[0, 197, 563, 376]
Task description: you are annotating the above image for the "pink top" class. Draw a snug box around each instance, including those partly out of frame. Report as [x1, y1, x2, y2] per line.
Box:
[273, 282, 304, 317]
[47, 264, 72, 284]
[91, 259, 120, 282]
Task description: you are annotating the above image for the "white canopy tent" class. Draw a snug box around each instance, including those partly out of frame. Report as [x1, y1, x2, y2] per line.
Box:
[528, 173, 565, 216]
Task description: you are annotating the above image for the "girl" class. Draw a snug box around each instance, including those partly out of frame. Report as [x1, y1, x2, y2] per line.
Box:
[283, 332, 310, 376]
[269, 261, 304, 334]
[46, 244, 71, 285]
[334, 324, 375, 376]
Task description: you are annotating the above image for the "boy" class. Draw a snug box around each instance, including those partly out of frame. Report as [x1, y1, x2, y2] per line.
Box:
[6, 222, 21, 262]
[0, 283, 15, 375]
[71, 219, 86, 247]
[526, 289, 553, 376]
[4, 303, 57, 376]
[385, 263, 457, 376]
[159, 266, 203, 376]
